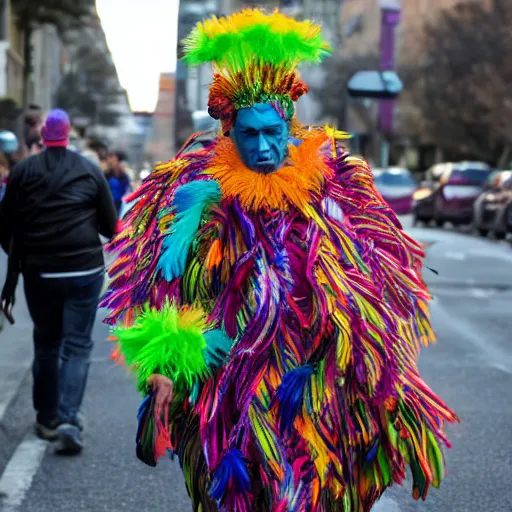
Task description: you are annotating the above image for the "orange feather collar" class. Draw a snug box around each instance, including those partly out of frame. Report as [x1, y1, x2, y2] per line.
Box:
[205, 134, 332, 212]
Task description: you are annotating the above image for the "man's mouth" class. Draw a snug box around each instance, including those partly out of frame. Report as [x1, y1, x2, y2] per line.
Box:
[254, 161, 276, 174]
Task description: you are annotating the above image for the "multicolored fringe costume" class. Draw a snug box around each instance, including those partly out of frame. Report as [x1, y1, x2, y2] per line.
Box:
[101, 10, 458, 512]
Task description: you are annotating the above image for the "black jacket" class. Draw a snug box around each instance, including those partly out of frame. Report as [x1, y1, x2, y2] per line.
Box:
[0, 148, 118, 273]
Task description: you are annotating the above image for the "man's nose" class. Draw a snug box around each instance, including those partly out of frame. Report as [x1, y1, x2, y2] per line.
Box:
[258, 133, 270, 153]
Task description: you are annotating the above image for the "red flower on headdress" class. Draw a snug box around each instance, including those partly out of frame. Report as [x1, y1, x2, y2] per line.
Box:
[290, 80, 309, 101]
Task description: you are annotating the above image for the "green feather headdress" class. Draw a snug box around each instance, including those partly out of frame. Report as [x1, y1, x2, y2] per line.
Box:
[182, 9, 331, 133]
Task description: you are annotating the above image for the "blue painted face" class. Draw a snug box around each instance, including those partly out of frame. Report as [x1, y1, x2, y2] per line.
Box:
[232, 103, 289, 174]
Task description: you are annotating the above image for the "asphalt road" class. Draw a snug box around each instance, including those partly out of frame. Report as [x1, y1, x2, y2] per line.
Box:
[1, 220, 511, 512]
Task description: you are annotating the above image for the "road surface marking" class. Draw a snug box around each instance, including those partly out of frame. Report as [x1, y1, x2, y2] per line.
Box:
[444, 251, 466, 261]
[469, 248, 512, 262]
[469, 288, 495, 298]
[373, 496, 402, 511]
[0, 434, 47, 511]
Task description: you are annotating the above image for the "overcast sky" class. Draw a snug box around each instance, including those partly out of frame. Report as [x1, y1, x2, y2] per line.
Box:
[96, 0, 179, 112]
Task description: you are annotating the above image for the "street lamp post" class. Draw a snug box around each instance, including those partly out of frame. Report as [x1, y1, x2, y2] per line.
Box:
[378, 0, 401, 167]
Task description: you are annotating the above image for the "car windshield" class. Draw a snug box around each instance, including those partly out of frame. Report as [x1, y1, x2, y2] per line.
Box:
[375, 171, 415, 186]
[450, 169, 491, 183]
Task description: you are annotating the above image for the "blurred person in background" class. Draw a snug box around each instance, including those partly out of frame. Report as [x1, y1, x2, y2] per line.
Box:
[89, 139, 108, 162]
[81, 142, 102, 167]
[99, 154, 108, 172]
[0, 131, 20, 203]
[26, 133, 44, 156]
[0, 152, 10, 202]
[0, 130, 20, 167]
[23, 105, 43, 150]
[0, 109, 118, 455]
[105, 150, 131, 214]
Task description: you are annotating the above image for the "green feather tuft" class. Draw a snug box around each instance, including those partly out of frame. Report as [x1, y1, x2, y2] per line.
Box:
[114, 302, 209, 394]
[182, 10, 331, 73]
[184, 25, 328, 70]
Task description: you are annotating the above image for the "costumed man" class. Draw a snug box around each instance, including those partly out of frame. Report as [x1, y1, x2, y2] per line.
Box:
[101, 10, 458, 512]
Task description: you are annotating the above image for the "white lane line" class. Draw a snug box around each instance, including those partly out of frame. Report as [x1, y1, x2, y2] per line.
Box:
[469, 248, 512, 262]
[469, 288, 495, 298]
[0, 434, 47, 511]
[373, 496, 402, 511]
[443, 251, 466, 261]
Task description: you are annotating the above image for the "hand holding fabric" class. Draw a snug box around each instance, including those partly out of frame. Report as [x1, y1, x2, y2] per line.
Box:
[147, 374, 174, 423]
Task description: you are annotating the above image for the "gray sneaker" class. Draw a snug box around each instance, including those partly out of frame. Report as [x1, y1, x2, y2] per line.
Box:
[35, 420, 60, 441]
[55, 423, 83, 455]
[76, 411, 85, 431]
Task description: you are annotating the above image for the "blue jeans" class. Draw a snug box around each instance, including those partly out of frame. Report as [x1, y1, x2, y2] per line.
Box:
[23, 270, 104, 426]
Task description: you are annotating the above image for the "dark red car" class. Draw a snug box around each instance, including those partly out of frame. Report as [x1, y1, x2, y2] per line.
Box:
[412, 163, 492, 226]
[373, 167, 417, 215]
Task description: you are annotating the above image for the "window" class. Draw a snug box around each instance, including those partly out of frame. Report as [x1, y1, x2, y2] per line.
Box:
[450, 169, 491, 184]
[374, 171, 415, 186]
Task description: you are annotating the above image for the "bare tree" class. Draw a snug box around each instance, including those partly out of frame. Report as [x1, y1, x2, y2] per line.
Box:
[54, 45, 123, 128]
[399, 0, 512, 167]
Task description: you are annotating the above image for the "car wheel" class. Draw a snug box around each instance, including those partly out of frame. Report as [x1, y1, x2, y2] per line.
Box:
[477, 228, 489, 237]
[506, 206, 512, 234]
[435, 219, 444, 227]
[494, 231, 506, 240]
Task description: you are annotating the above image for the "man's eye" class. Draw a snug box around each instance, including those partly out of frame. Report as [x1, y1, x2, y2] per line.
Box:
[242, 129, 257, 136]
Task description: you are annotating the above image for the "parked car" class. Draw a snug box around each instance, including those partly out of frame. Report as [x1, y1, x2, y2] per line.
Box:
[412, 180, 436, 202]
[373, 167, 417, 214]
[412, 162, 493, 226]
[425, 161, 490, 182]
[473, 170, 512, 239]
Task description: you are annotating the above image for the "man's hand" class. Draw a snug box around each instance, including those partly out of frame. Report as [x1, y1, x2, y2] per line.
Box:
[0, 299, 14, 325]
[147, 374, 174, 427]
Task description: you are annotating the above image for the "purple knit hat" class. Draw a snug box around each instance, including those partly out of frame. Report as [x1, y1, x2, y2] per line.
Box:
[41, 109, 70, 147]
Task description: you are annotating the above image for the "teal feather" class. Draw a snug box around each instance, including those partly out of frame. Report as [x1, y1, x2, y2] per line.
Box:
[157, 180, 221, 282]
[203, 329, 234, 369]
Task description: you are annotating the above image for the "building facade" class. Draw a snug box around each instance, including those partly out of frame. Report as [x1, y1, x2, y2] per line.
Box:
[0, 1, 26, 147]
[146, 73, 176, 164]
[61, 12, 134, 148]
[130, 112, 154, 169]
[31, 25, 65, 113]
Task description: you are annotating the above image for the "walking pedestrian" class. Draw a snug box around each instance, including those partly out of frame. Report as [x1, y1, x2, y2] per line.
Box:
[0, 109, 118, 454]
[25, 133, 44, 156]
[0, 131, 19, 203]
[102, 10, 458, 511]
[0, 152, 9, 202]
[105, 151, 131, 214]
